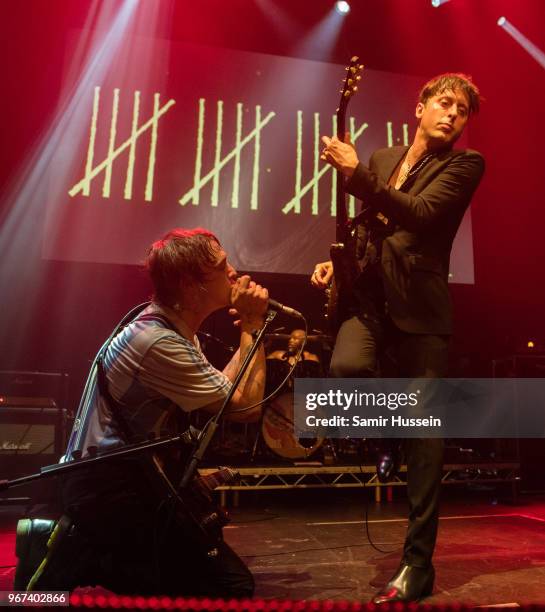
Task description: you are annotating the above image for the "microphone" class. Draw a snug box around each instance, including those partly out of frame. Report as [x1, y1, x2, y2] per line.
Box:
[268, 299, 304, 319]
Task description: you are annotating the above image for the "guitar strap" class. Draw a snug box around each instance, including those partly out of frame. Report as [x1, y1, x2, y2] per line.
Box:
[96, 310, 182, 444]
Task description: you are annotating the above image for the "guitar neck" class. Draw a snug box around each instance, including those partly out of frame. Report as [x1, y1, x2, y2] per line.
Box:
[333, 56, 363, 245]
[335, 110, 349, 243]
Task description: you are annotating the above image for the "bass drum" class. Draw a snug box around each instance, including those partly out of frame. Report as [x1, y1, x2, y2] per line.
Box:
[262, 392, 323, 460]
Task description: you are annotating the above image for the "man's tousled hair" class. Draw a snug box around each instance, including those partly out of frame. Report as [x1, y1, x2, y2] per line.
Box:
[145, 228, 220, 308]
[419, 73, 481, 115]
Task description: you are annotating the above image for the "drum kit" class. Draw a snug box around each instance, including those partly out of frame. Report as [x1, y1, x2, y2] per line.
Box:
[199, 330, 367, 465]
[261, 349, 325, 461]
[258, 332, 366, 464]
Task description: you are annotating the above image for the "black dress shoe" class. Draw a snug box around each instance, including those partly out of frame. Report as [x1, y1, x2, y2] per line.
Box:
[376, 449, 399, 483]
[372, 563, 435, 604]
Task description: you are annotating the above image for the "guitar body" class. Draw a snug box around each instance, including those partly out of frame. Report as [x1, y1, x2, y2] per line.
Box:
[327, 243, 359, 333]
[142, 440, 239, 550]
[185, 467, 238, 539]
[326, 57, 364, 334]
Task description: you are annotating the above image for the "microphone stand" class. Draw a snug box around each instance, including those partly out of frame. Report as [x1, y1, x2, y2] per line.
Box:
[179, 309, 277, 489]
[0, 432, 198, 493]
[0, 430, 227, 556]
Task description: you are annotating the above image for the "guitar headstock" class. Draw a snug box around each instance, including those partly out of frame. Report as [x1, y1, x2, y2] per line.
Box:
[338, 56, 364, 109]
[336, 56, 364, 138]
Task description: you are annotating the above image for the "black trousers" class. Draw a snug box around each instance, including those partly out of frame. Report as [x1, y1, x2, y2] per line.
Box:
[330, 314, 448, 568]
[61, 459, 254, 598]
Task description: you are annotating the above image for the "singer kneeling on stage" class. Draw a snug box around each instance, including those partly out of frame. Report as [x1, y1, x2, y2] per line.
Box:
[14, 227, 269, 597]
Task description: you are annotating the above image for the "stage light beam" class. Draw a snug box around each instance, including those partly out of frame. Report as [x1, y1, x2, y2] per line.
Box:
[0, 0, 173, 359]
[497, 17, 545, 70]
[295, 3, 348, 59]
[431, 0, 451, 7]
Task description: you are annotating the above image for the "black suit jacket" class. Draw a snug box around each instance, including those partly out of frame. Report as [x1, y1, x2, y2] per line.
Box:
[345, 145, 485, 335]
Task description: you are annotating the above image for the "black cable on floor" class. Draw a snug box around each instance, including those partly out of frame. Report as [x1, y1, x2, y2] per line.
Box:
[360, 462, 402, 554]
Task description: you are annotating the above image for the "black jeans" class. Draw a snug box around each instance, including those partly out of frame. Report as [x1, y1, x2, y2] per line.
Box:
[330, 314, 448, 568]
[61, 458, 254, 597]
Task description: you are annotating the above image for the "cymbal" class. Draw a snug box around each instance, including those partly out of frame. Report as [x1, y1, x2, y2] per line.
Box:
[265, 333, 334, 351]
[306, 334, 332, 342]
[264, 333, 291, 340]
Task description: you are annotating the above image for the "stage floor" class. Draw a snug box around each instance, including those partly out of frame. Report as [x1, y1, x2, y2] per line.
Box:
[2, 488, 545, 605]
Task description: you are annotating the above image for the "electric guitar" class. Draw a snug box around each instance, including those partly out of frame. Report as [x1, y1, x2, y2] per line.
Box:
[326, 56, 364, 333]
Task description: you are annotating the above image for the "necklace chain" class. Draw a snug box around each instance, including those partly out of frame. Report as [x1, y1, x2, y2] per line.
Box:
[396, 147, 431, 189]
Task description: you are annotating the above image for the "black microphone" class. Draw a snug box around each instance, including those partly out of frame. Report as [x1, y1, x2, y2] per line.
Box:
[268, 299, 304, 319]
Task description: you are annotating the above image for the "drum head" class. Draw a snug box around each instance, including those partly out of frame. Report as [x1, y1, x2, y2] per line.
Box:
[262, 392, 323, 460]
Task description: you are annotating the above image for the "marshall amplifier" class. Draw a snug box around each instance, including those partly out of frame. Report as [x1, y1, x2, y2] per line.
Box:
[0, 370, 69, 411]
[0, 372, 69, 503]
[0, 396, 68, 481]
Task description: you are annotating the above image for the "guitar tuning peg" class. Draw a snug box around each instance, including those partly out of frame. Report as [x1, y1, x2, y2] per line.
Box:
[356, 75, 362, 81]
[347, 78, 353, 86]
[353, 86, 358, 92]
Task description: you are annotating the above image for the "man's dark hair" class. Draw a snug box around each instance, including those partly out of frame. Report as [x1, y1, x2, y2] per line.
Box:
[145, 228, 220, 307]
[419, 73, 481, 115]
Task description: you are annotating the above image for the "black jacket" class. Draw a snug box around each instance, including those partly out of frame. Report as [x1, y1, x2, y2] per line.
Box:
[345, 145, 485, 335]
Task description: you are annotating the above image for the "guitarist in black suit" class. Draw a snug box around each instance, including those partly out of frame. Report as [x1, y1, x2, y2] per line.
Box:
[312, 73, 484, 604]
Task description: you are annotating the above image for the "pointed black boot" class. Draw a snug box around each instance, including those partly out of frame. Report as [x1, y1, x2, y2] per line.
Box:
[372, 563, 435, 604]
